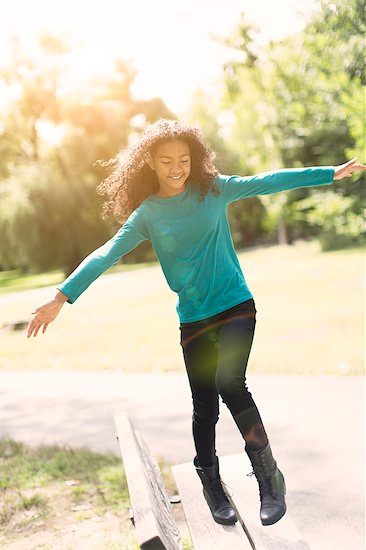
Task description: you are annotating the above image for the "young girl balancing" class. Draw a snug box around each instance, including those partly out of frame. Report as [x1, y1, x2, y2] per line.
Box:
[27, 119, 365, 527]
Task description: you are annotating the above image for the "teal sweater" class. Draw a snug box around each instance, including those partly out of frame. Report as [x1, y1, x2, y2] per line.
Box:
[57, 167, 335, 323]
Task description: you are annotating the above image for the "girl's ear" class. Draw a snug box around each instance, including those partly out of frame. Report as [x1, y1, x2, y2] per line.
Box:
[146, 152, 155, 171]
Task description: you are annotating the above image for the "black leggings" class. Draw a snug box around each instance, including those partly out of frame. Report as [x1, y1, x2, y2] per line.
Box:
[179, 298, 267, 466]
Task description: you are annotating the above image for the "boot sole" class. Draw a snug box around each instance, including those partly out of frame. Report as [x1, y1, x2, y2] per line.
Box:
[213, 513, 238, 525]
[202, 488, 238, 525]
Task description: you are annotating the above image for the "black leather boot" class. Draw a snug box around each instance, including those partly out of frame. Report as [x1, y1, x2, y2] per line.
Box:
[245, 442, 286, 526]
[194, 456, 238, 525]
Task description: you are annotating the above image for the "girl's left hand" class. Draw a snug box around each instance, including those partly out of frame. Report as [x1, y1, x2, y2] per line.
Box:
[333, 157, 366, 180]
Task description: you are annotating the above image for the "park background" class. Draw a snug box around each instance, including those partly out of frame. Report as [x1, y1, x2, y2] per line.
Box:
[0, 0, 364, 549]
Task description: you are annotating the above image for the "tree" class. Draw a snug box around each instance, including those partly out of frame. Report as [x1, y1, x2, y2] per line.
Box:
[0, 35, 174, 274]
[218, 14, 293, 244]
[270, 0, 366, 248]
[220, 0, 365, 248]
[184, 87, 267, 249]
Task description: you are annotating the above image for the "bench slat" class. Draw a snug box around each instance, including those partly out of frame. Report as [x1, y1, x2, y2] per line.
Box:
[114, 412, 183, 550]
[172, 461, 252, 550]
[219, 453, 312, 550]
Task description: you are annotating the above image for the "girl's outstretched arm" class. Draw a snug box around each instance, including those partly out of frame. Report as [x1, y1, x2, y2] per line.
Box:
[27, 290, 68, 338]
[217, 157, 365, 204]
[27, 207, 149, 338]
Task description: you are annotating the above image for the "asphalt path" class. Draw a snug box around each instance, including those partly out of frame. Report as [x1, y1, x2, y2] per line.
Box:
[0, 369, 364, 550]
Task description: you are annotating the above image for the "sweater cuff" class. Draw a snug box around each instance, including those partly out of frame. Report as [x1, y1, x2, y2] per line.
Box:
[56, 287, 74, 304]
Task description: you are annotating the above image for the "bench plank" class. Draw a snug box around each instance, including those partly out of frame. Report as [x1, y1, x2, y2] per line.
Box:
[172, 461, 252, 550]
[219, 453, 312, 550]
[114, 412, 183, 550]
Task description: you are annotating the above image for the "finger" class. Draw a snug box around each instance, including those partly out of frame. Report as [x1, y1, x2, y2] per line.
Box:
[33, 324, 41, 337]
[342, 157, 357, 169]
[27, 322, 33, 338]
[27, 318, 38, 337]
[347, 156, 358, 164]
[42, 322, 49, 333]
[348, 166, 366, 175]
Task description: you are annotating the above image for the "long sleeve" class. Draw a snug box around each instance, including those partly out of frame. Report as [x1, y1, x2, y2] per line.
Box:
[216, 166, 335, 204]
[57, 207, 149, 304]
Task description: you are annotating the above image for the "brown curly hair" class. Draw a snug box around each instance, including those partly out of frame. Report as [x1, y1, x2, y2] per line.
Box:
[96, 118, 220, 224]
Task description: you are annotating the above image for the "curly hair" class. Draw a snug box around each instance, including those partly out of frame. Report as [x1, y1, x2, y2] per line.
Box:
[96, 118, 220, 224]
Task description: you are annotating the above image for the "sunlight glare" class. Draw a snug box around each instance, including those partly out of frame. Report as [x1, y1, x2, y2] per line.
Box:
[1, 0, 318, 113]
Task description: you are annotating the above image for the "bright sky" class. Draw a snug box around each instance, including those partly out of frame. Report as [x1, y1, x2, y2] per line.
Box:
[1, 0, 318, 113]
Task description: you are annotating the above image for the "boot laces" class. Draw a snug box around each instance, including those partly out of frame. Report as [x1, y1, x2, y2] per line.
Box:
[221, 480, 233, 498]
[258, 477, 272, 497]
[210, 478, 233, 505]
[247, 470, 278, 497]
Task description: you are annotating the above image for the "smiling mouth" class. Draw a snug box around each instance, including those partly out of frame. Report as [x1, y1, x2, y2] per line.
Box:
[170, 175, 183, 180]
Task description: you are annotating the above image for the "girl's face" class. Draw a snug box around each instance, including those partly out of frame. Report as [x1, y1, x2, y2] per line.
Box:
[148, 139, 191, 198]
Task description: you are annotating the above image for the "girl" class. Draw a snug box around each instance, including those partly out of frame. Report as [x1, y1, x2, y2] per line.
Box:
[27, 118, 365, 527]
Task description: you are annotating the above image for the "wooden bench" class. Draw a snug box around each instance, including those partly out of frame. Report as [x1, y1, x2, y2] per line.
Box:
[114, 411, 312, 550]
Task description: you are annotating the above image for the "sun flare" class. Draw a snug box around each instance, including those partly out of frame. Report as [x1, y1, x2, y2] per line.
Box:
[1, 0, 317, 113]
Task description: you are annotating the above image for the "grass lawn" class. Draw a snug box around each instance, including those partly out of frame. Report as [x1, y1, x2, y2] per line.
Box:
[0, 240, 364, 375]
[0, 262, 157, 295]
[0, 437, 135, 549]
[0, 438, 192, 550]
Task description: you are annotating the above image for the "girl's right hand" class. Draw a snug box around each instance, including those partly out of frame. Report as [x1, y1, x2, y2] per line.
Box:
[27, 294, 67, 338]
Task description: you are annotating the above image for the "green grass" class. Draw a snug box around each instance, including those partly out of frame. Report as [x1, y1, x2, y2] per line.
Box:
[0, 261, 157, 295]
[0, 438, 135, 547]
[0, 269, 65, 295]
[0, 437, 129, 529]
[0, 438, 191, 549]
[0, 240, 364, 375]
[0, 438, 129, 512]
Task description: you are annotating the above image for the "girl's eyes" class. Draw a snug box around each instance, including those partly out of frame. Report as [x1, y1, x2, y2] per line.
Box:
[161, 160, 189, 165]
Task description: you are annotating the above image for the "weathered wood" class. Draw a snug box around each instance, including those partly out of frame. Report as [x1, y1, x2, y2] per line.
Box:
[172, 461, 252, 550]
[219, 453, 312, 550]
[114, 412, 183, 550]
[115, 411, 311, 550]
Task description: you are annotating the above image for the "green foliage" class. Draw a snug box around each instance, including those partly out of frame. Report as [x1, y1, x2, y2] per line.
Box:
[0, 36, 172, 275]
[184, 89, 267, 248]
[296, 191, 366, 250]
[1, 2, 364, 277]
[0, 161, 111, 275]
[220, 0, 365, 249]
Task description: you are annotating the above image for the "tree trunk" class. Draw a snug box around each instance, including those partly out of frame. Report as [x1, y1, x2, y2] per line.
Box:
[277, 214, 288, 245]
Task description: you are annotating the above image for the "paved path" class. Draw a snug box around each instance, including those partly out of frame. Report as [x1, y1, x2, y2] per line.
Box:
[1, 369, 364, 550]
